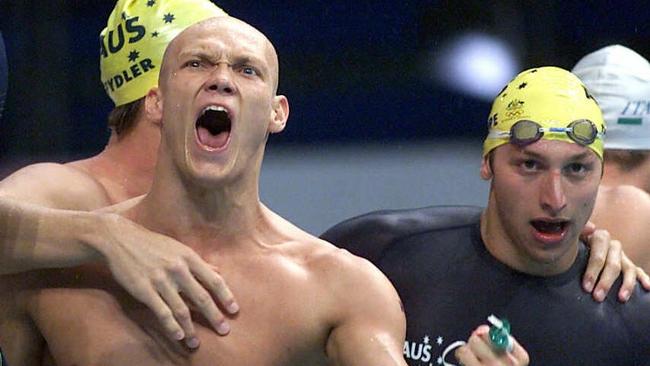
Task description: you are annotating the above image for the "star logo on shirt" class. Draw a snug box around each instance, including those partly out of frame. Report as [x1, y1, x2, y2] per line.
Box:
[163, 13, 175, 24]
[518, 82, 527, 89]
[147, 0, 156, 6]
[151, 31, 159, 38]
[436, 336, 443, 345]
[128, 50, 140, 63]
[423, 335, 430, 344]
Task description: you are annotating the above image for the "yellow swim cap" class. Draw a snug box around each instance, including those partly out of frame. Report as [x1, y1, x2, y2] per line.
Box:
[100, 0, 227, 106]
[483, 66, 606, 159]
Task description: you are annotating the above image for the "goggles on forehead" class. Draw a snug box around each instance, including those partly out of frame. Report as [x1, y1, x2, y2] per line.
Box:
[487, 119, 604, 147]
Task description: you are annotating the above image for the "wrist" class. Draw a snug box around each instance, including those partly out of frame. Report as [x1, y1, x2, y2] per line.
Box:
[75, 211, 120, 262]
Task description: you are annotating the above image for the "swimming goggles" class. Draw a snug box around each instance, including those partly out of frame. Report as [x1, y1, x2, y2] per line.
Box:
[487, 119, 604, 147]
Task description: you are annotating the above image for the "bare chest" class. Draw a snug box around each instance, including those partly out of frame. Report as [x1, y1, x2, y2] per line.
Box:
[25, 263, 331, 366]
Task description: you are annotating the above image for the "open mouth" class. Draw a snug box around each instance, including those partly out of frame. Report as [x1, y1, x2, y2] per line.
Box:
[196, 105, 231, 150]
[530, 220, 569, 235]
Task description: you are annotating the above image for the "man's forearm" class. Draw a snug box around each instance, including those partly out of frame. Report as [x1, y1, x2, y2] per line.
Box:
[0, 195, 241, 344]
[0, 198, 104, 274]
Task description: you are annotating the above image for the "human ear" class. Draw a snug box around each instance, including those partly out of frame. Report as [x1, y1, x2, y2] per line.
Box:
[480, 154, 493, 180]
[268, 95, 289, 134]
[144, 87, 163, 126]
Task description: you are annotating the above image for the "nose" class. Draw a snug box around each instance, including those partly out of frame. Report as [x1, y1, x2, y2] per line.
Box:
[539, 170, 567, 215]
[206, 63, 236, 95]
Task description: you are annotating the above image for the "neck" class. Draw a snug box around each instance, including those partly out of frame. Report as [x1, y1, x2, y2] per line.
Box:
[602, 162, 650, 193]
[102, 130, 158, 196]
[132, 153, 278, 254]
[70, 123, 160, 202]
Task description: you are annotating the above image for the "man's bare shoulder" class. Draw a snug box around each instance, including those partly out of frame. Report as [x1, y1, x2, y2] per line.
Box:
[593, 184, 650, 270]
[264, 206, 401, 303]
[0, 162, 111, 210]
[282, 235, 406, 361]
[599, 184, 650, 203]
[598, 184, 650, 198]
[595, 184, 650, 221]
[265, 207, 388, 278]
[278, 231, 402, 310]
[306, 238, 394, 288]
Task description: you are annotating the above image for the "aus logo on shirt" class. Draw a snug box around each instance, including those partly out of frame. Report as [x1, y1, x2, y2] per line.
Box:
[404, 335, 465, 366]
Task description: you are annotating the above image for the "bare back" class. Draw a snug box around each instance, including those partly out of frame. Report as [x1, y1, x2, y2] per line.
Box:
[592, 184, 650, 271]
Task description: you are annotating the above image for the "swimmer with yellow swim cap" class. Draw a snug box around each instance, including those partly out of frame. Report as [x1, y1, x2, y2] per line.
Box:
[1, 14, 410, 366]
[469, 67, 650, 363]
[101, 0, 227, 135]
[320, 66, 650, 364]
[480, 66, 607, 275]
[0, 1, 240, 361]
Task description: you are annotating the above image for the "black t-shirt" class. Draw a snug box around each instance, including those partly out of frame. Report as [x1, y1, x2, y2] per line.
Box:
[321, 205, 650, 365]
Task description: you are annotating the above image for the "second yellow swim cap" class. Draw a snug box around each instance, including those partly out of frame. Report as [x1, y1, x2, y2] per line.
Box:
[100, 0, 227, 106]
[483, 66, 606, 159]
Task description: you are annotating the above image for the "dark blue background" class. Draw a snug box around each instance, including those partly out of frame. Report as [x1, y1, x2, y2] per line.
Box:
[0, 1, 648, 161]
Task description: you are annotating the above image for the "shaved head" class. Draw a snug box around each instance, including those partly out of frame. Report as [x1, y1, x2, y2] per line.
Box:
[160, 16, 280, 93]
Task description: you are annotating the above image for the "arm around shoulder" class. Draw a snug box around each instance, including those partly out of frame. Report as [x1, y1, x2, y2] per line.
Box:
[0, 163, 240, 347]
[0, 163, 113, 273]
[0, 197, 118, 273]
